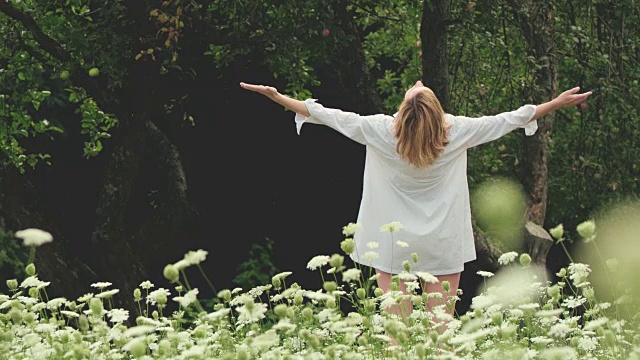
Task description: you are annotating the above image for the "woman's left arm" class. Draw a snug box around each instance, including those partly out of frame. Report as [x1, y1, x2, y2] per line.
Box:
[531, 87, 593, 121]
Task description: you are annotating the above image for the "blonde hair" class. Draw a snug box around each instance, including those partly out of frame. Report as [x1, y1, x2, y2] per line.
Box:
[394, 89, 449, 168]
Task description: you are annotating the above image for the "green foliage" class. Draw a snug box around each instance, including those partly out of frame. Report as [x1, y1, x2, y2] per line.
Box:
[233, 237, 278, 291]
[67, 87, 118, 158]
[0, 222, 28, 281]
[546, 1, 640, 229]
[206, 0, 347, 98]
[0, 0, 130, 169]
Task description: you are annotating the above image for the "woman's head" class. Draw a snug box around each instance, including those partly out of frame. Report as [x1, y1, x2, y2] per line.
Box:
[394, 81, 449, 168]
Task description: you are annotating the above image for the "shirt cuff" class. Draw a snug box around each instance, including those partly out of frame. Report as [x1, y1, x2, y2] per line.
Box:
[517, 104, 538, 136]
[294, 99, 320, 135]
[521, 121, 538, 136]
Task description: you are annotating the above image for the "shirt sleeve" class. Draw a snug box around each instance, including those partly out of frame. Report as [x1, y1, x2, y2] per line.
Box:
[294, 99, 389, 145]
[452, 105, 538, 148]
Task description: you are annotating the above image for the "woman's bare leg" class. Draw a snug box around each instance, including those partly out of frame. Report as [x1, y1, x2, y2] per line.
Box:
[423, 272, 461, 315]
[423, 272, 461, 335]
[376, 269, 413, 318]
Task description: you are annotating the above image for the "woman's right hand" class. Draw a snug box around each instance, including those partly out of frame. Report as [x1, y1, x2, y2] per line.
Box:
[240, 82, 279, 99]
[239, 82, 310, 117]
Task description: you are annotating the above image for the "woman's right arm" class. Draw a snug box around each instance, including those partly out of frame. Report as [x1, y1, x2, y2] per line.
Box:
[240, 82, 388, 145]
[240, 82, 310, 117]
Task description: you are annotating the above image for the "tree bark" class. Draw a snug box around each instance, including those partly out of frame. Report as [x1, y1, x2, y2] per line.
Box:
[508, 0, 558, 264]
[421, 0, 452, 111]
[330, 0, 384, 113]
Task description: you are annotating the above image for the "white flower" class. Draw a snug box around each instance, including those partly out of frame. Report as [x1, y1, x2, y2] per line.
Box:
[396, 240, 409, 248]
[15, 228, 53, 247]
[548, 323, 572, 338]
[379, 292, 403, 310]
[476, 271, 494, 278]
[181, 345, 206, 358]
[577, 336, 598, 352]
[123, 325, 156, 338]
[91, 282, 112, 289]
[252, 330, 280, 350]
[342, 223, 361, 236]
[183, 249, 208, 266]
[568, 263, 591, 286]
[405, 281, 420, 293]
[147, 288, 171, 305]
[31, 303, 46, 312]
[46, 297, 68, 310]
[449, 328, 493, 344]
[470, 294, 494, 309]
[34, 323, 57, 333]
[271, 271, 293, 283]
[397, 272, 417, 281]
[236, 302, 268, 324]
[173, 288, 199, 307]
[583, 317, 608, 331]
[108, 309, 130, 323]
[96, 289, 120, 299]
[366, 241, 379, 249]
[341, 268, 361, 282]
[363, 251, 379, 261]
[301, 290, 334, 302]
[307, 255, 330, 270]
[498, 252, 518, 265]
[247, 285, 272, 298]
[60, 310, 79, 318]
[272, 319, 297, 333]
[529, 336, 553, 345]
[605, 258, 619, 272]
[576, 220, 596, 241]
[380, 221, 403, 233]
[416, 271, 439, 284]
[77, 293, 94, 302]
[173, 259, 190, 271]
[139, 281, 154, 290]
[20, 276, 50, 289]
[534, 309, 563, 318]
[539, 347, 577, 360]
[201, 308, 231, 322]
[518, 303, 540, 310]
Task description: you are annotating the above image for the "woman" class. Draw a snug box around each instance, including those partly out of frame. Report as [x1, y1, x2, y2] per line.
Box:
[240, 81, 592, 318]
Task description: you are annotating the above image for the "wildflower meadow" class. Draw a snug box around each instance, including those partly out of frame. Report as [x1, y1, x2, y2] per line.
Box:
[2, 206, 640, 360]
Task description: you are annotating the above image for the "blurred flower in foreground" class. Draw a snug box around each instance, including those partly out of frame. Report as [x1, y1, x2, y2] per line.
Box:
[575, 200, 640, 321]
[472, 177, 526, 250]
[15, 228, 53, 247]
[472, 264, 547, 309]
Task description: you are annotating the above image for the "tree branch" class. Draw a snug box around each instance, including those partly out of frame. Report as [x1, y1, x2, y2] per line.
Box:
[0, 1, 71, 63]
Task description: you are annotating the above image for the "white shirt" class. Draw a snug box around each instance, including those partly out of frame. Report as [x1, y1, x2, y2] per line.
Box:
[295, 99, 537, 275]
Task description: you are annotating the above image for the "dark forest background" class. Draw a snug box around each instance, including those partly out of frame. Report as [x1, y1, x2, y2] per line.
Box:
[1, 0, 638, 314]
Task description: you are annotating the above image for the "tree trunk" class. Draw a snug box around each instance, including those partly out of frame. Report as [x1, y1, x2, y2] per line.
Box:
[509, 0, 558, 264]
[421, 0, 452, 111]
[88, 117, 149, 309]
[330, 0, 384, 113]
